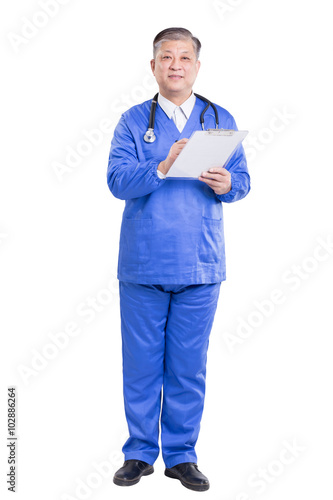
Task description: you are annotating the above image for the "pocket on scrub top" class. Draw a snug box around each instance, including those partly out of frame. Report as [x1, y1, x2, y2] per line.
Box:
[199, 216, 223, 264]
[120, 218, 152, 265]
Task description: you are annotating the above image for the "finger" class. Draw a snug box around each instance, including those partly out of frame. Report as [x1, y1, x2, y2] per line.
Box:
[208, 167, 229, 176]
[174, 140, 188, 149]
[175, 146, 186, 155]
[176, 144, 188, 153]
[200, 171, 224, 180]
[198, 177, 225, 188]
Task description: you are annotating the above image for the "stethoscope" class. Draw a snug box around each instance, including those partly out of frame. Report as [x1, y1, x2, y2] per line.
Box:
[143, 93, 219, 143]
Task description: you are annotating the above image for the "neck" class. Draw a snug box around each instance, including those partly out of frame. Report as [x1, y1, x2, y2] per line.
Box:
[159, 90, 192, 106]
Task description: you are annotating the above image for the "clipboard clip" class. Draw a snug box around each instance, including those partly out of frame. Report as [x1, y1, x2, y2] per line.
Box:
[206, 129, 235, 136]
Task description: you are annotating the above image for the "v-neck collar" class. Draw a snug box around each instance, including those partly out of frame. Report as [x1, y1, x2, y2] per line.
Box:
[157, 92, 196, 121]
[155, 97, 204, 141]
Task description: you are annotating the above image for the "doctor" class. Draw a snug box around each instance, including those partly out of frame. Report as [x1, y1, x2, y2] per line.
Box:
[107, 28, 250, 492]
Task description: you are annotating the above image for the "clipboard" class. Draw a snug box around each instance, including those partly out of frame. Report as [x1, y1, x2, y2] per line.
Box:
[166, 129, 248, 179]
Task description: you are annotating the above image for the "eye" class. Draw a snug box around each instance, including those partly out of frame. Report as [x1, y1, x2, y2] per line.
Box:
[162, 56, 171, 59]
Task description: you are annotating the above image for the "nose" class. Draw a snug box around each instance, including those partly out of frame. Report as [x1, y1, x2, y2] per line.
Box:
[169, 58, 182, 71]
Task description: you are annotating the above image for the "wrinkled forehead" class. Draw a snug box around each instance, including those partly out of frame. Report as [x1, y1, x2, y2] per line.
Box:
[156, 39, 197, 57]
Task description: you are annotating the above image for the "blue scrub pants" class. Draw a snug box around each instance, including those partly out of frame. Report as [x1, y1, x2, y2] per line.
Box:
[119, 281, 221, 469]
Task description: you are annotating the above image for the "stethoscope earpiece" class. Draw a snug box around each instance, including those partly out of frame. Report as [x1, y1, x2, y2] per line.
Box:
[143, 93, 219, 143]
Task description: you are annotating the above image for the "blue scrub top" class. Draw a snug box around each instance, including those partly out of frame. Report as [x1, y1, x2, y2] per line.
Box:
[107, 96, 250, 284]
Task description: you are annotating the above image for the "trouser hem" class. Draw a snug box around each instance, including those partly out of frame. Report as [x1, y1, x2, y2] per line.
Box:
[124, 451, 157, 466]
[164, 453, 198, 469]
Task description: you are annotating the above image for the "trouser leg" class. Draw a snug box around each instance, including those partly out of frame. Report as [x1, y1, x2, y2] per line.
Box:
[161, 283, 221, 469]
[119, 281, 170, 465]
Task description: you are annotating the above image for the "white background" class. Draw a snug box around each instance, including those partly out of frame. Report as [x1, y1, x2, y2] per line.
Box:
[1, 0, 332, 499]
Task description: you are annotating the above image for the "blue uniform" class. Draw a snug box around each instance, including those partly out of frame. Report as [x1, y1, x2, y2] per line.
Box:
[107, 96, 250, 468]
[107, 96, 250, 284]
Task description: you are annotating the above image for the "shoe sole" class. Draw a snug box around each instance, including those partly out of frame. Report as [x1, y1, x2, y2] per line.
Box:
[113, 466, 154, 487]
[164, 468, 210, 492]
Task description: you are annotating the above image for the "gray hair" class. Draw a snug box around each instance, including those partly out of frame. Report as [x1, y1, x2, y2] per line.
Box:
[153, 27, 201, 60]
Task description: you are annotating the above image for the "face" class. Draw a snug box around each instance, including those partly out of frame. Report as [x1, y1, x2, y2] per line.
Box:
[151, 39, 201, 103]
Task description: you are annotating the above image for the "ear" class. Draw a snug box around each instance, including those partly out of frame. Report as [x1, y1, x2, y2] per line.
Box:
[196, 59, 201, 75]
[150, 59, 155, 75]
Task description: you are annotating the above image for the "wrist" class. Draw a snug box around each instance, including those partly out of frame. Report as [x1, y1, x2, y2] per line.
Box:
[223, 173, 232, 194]
[225, 180, 232, 193]
[158, 159, 170, 176]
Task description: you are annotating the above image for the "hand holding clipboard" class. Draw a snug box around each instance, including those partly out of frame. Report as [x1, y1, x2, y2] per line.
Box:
[166, 129, 248, 179]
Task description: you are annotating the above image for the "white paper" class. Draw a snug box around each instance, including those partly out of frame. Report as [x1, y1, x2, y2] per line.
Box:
[166, 130, 248, 179]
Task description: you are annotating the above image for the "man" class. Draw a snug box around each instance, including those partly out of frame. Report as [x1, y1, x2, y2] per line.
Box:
[107, 27, 250, 492]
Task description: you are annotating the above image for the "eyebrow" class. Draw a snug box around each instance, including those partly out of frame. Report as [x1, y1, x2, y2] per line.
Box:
[162, 50, 191, 54]
[162, 50, 190, 54]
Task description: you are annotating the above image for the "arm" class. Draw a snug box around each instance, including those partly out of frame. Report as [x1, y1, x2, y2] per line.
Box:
[107, 115, 165, 200]
[216, 142, 250, 203]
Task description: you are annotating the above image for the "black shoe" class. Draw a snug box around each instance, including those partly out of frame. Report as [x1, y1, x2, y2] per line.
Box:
[113, 459, 154, 486]
[165, 462, 210, 491]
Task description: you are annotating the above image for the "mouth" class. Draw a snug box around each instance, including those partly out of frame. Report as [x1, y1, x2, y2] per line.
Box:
[168, 75, 183, 79]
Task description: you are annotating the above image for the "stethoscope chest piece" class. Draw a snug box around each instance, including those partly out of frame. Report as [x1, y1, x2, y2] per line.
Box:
[144, 128, 156, 143]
